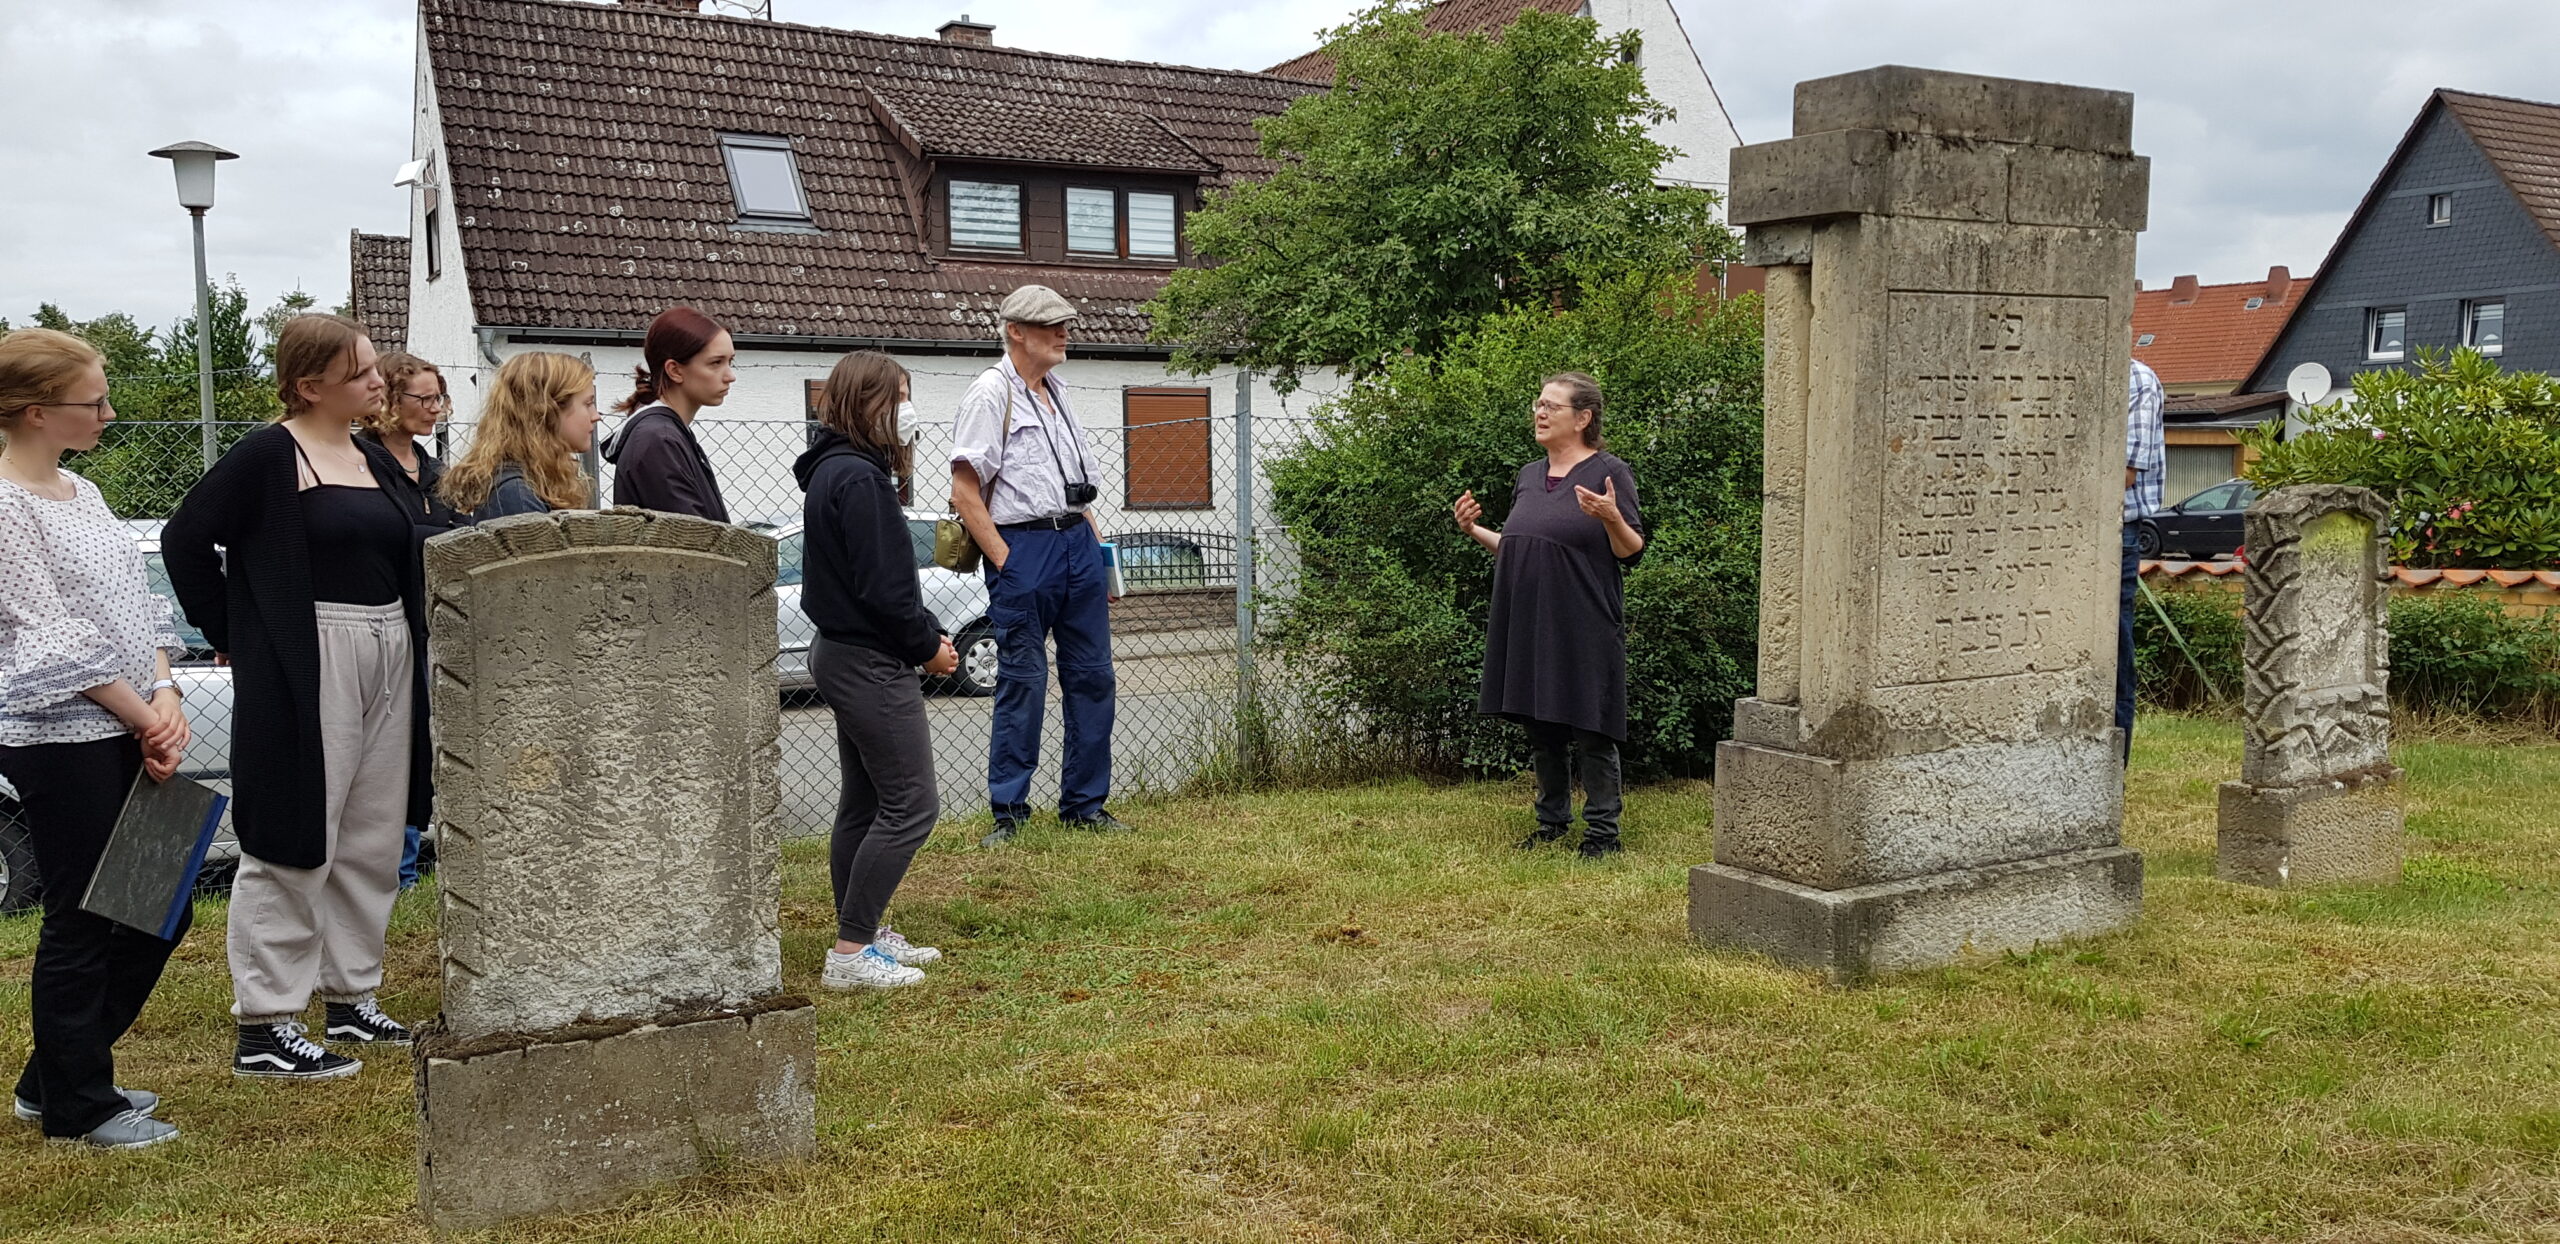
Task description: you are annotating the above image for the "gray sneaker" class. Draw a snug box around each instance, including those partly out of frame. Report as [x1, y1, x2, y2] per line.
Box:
[47, 1107, 178, 1151]
[15, 1086, 159, 1123]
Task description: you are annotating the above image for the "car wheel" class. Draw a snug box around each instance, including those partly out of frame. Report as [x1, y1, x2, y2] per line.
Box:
[0, 800, 41, 915]
[2135, 521, 2162, 559]
[948, 624, 1000, 698]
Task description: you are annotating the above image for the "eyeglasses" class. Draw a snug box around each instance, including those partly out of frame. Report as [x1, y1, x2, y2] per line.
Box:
[43, 398, 113, 415]
[397, 391, 449, 411]
[1531, 400, 1580, 415]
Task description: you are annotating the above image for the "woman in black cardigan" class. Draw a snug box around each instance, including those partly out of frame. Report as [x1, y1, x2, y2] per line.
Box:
[164, 315, 430, 1083]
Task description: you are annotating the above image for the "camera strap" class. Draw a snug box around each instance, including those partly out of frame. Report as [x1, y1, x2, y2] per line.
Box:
[1021, 371, 1090, 491]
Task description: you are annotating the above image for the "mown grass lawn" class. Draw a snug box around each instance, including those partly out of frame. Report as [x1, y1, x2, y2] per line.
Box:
[4, 713, 2559, 1242]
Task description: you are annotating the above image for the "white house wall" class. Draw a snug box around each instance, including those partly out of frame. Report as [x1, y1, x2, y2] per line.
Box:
[404, 11, 481, 391]
[1593, 0, 1741, 210]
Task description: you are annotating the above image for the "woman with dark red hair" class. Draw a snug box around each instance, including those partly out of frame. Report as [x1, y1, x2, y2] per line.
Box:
[601, 306, 735, 521]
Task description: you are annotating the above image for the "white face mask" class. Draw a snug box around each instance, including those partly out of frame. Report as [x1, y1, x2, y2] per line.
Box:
[895, 400, 919, 444]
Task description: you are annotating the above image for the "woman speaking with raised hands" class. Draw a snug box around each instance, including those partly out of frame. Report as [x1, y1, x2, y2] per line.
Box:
[1452, 372, 1646, 859]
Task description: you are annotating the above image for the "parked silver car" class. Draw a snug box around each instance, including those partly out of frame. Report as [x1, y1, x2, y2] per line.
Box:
[771, 511, 999, 698]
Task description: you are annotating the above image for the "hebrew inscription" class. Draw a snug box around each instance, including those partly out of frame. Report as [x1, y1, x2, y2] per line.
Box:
[1879, 292, 2113, 687]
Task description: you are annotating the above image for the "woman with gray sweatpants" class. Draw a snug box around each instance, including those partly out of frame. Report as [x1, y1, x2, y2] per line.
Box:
[793, 351, 959, 990]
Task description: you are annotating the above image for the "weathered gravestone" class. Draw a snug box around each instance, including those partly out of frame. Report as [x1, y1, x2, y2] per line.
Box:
[1690, 66, 2149, 977]
[415, 510, 814, 1231]
[2216, 486, 2403, 887]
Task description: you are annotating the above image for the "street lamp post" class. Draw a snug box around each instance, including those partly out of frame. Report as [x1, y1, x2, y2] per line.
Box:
[148, 141, 238, 469]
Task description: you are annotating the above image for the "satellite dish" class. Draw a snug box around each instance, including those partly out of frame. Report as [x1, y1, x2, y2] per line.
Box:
[2286, 362, 2333, 407]
[391, 158, 431, 189]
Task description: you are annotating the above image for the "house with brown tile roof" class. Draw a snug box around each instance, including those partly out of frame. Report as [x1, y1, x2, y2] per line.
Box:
[2244, 89, 2560, 405]
[397, 0, 1346, 527]
[348, 231, 409, 352]
[1268, 0, 1740, 209]
[2130, 265, 2304, 502]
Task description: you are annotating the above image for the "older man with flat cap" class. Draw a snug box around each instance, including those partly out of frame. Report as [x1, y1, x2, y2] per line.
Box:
[951, 284, 1125, 847]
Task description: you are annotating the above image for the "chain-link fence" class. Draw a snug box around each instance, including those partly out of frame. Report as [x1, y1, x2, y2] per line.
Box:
[1, 395, 1327, 908]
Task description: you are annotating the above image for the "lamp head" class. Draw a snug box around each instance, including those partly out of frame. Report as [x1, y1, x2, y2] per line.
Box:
[148, 140, 239, 211]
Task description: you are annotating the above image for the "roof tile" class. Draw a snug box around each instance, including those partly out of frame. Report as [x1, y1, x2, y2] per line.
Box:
[349, 231, 410, 351]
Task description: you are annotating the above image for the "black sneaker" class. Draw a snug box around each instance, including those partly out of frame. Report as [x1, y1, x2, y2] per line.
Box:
[234, 1021, 361, 1080]
[1514, 824, 1571, 850]
[324, 998, 413, 1046]
[978, 818, 1023, 848]
[1063, 811, 1131, 833]
[1575, 835, 1625, 861]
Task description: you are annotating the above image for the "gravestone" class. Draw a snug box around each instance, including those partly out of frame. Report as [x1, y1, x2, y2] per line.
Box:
[414, 510, 814, 1232]
[2216, 486, 2403, 886]
[1690, 66, 2149, 977]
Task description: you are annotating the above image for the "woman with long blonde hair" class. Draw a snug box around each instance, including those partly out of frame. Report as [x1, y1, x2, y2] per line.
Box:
[440, 352, 601, 522]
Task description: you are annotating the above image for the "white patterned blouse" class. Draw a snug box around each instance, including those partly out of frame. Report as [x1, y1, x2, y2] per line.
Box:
[0, 472, 180, 747]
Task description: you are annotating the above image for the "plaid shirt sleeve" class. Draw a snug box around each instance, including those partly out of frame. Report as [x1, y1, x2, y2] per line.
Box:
[2124, 359, 2166, 520]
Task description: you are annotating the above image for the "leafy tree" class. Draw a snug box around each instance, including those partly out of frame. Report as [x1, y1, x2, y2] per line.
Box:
[1147, 1, 1732, 390]
[2242, 348, 2560, 568]
[1264, 276, 1762, 778]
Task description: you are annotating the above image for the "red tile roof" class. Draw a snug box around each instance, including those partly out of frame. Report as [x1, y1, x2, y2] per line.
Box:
[2131, 268, 2306, 389]
[349, 231, 409, 351]
[2147, 560, 2560, 589]
[1267, 0, 1587, 82]
[421, 0, 1315, 343]
[2439, 90, 2560, 255]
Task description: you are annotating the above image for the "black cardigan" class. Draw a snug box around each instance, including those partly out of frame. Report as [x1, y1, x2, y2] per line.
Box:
[792, 428, 942, 665]
[603, 405, 730, 522]
[163, 424, 433, 868]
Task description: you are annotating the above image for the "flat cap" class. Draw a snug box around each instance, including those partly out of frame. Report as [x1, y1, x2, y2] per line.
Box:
[999, 284, 1079, 326]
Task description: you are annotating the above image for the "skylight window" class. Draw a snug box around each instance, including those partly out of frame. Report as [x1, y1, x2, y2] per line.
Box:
[2244, 297, 2265, 310]
[720, 134, 811, 224]
[2135, 333, 2155, 347]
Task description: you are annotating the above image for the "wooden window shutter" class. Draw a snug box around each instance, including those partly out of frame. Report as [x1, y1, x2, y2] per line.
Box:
[1123, 388, 1211, 509]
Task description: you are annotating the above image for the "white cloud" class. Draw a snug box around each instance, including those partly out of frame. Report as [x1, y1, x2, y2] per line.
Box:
[4, 0, 2553, 325]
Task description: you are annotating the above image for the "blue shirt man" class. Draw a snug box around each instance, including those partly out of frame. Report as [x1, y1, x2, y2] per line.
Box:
[949, 285, 1126, 846]
[2117, 357, 2166, 764]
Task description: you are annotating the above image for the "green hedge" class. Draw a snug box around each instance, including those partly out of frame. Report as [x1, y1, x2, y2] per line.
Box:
[2136, 584, 2560, 722]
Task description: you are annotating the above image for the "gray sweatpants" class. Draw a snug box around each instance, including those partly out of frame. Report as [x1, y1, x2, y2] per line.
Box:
[813, 636, 938, 946]
[228, 601, 414, 1024]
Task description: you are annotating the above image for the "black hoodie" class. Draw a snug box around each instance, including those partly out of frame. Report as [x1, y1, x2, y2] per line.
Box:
[603, 403, 730, 522]
[793, 427, 942, 665]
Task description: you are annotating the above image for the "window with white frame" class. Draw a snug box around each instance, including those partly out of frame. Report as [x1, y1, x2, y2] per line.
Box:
[1066, 186, 1118, 254]
[2465, 299, 2505, 354]
[2427, 193, 2454, 226]
[1126, 192, 1178, 257]
[2367, 307, 2407, 361]
[949, 179, 1023, 251]
[719, 133, 812, 223]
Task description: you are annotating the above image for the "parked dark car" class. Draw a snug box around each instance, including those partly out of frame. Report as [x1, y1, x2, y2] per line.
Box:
[2137, 478, 2259, 560]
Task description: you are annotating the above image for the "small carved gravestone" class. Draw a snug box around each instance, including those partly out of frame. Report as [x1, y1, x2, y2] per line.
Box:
[414, 511, 815, 1232]
[2216, 485, 2404, 887]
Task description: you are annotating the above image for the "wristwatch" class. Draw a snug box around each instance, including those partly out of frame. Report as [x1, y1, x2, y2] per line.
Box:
[144, 678, 180, 699]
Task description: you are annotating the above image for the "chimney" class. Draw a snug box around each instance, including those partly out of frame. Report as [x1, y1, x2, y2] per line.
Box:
[938, 14, 995, 45]
[2264, 265, 2294, 304]
[2168, 275, 2199, 306]
[620, 0, 704, 10]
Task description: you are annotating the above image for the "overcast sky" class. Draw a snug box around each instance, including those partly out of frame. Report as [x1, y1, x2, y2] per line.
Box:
[6, 0, 2556, 331]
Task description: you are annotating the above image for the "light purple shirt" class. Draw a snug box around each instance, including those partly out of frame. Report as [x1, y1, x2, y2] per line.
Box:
[950, 355, 1097, 526]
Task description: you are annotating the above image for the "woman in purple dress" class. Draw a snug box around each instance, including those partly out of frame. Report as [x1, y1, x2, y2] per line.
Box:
[1453, 372, 1646, 858]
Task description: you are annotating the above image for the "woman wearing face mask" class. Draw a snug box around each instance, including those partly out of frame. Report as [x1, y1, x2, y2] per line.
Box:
[602, 306, 734, 522]
[0, 329, 192, 1149]
[793, 351, 957, 989]
[439, 353, 604, 522]
[164, 314, 433, 1081]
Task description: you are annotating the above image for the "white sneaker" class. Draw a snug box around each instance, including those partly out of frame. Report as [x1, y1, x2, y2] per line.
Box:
[824, 944, 924, 990]
[873, 923, 943, 966]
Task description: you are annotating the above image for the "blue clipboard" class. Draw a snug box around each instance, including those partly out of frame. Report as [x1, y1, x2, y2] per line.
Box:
[79, 772, 228, 939]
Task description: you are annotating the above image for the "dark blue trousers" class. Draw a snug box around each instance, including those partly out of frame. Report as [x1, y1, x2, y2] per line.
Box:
[984, 525, 1116, 821]
[2117, 522, 2141, 765]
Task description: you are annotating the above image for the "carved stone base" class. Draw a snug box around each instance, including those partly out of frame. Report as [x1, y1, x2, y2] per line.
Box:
[417, 1002, 816, 1232]
[2215, 777, 2403, 888]
[1688, 846, 2144, 980]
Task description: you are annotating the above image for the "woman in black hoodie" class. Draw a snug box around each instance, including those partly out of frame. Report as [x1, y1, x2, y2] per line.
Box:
[603, 306, 733, 521]
[795, 351, 957, 991]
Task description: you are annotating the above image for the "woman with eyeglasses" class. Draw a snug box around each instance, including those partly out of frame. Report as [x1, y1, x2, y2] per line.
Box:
[1451, 372, 1646, 859]
[0, 328, 193, 1149]
[358, 352, 462, 532]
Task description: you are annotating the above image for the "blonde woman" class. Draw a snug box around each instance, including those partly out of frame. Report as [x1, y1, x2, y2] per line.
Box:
[358, 351, 461, 531]
[0, 329, 192, 1148]
[165, 314, 430, 1081]
[440, 352, 602, 522]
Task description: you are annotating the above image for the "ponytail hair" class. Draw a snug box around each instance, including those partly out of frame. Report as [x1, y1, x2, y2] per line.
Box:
[617, 305, 727, 413]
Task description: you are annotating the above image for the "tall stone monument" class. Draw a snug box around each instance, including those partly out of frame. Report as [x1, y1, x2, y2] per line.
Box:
[1690, 66, 2149, 977]
[415, 511, 815, 1231]
[2216, 486, 2403, 887]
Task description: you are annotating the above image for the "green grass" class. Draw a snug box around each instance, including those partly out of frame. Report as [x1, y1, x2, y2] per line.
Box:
[7, 713, 2560, 1242]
